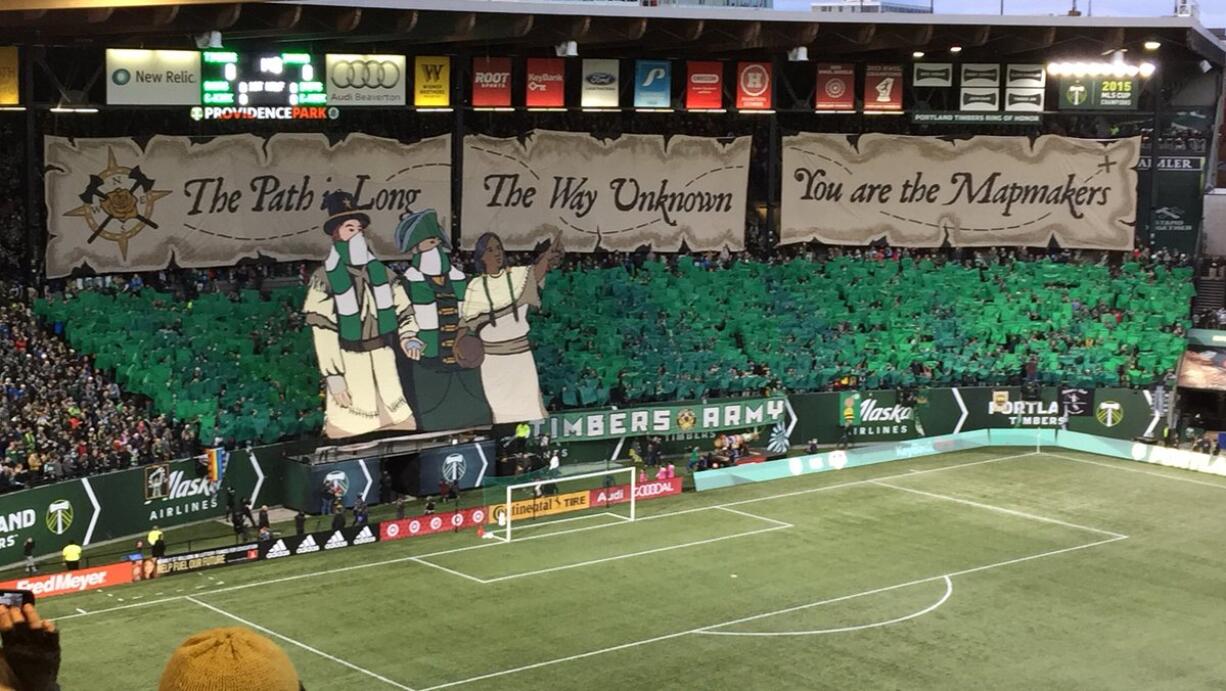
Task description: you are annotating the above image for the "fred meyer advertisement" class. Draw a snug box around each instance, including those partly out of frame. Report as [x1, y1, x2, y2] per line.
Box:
[0, 562, 135, 598]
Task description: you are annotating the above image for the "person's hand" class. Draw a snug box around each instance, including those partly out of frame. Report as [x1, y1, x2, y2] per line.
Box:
[325, 375, 351, 407]
[401, 337, 425, 361]
[0, 603, 60, 691]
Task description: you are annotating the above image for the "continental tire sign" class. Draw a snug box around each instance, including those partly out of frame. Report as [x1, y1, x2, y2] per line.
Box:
[326, 54, 406, 106]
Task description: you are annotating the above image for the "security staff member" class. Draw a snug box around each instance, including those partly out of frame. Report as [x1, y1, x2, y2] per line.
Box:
[147, 525, 164, 551]
[62, 541, 82, 571]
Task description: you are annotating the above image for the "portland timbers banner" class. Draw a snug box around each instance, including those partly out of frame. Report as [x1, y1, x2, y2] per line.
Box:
[462, 130, 751, 252]
[44, 133, 452, 277]
[533, 396, 789, 443]
[781, 133, 1140, 250]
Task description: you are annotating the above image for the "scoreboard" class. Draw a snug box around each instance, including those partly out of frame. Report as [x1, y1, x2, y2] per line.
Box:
[201, 51, 327, 108]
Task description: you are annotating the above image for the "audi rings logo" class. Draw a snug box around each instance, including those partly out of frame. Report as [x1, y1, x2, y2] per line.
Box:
[331, 59, 401, 89]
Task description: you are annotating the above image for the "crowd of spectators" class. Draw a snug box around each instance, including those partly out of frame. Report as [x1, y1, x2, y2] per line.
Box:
[1, 280, 197, 493]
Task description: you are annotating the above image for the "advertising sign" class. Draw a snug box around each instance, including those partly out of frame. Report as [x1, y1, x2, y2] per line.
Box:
[488, 490, 591, 525]
[863, 64, 902, 111]
[534, 396, 788, 442]
[735, 62, 772, 110]
[472, 57, 512, 107]
[325, 54, 406, 106]
[1059, 77, 1137, 110]
[260, 524, 379, 560]
[0, 562, 134, 599]
[588, 477, 683, 507]
[414, 56, 450, 107]
[157, 543, 260, 576]
[815, 63, 855, 111]
[526, 58, 564, 108]
[685, 61, 722, 110]
[106, 49, 201, 106]
[581, 58, 620, 108]
[913, 63, 953, 88]
[380, 507, 487, 541]
[0, 47, 18, 106]
[417, 441, 492, 493]
[634, 59, 671, 109]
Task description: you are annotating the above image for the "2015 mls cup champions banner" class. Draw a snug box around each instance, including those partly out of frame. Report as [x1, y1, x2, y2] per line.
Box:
[462, 130, 751, 252]
[781, 133, 1141, 250]
[43, 133, 452, 277]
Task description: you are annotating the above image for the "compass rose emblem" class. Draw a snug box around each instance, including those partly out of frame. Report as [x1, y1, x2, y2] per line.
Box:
[63, 147, 171, 259]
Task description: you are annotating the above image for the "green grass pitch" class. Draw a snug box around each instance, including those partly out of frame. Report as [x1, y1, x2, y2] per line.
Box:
[39, 448, 1226, 690]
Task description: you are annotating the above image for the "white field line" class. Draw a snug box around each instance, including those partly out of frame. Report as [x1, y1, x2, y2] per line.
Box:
[187, 596, 416, 691]
[699, 575, 954, 637]
[477, 524, 791, 584]
[486, 510, 624, 538]
[1044, 452, 1226, 491]
[409, 557, 488, 585]
[58, 450, 1034, 622]
[870, 480, 1128, 539]
[417, 536, 1127, 691]
[715, 505, 795, 529]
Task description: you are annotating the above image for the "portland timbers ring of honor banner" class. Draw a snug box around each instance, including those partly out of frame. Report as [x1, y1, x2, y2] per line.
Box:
[462, 130, 751, 252]
[781, 133, 1140, 250]
[44, 133, 452, 277]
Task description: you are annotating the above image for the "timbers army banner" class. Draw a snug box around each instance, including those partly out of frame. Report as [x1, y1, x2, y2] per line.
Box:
[781, 133, 1141, 250]
[44, 133, 451, 277]
[533, 396, 788, 442]
[462, 130, 750, 252]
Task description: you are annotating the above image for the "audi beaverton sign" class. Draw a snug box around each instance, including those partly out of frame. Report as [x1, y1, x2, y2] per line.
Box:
[325, 54, 407, 106]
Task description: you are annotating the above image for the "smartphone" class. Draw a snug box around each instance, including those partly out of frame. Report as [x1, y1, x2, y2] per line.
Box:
[0, 590, 34, 607]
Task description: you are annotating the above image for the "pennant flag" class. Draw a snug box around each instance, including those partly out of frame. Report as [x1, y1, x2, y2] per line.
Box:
[205, 447, 229, 483]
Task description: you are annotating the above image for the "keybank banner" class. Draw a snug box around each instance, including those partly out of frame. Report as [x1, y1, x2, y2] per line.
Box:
[534, 396, 789, 442]
[0, 449, 268, 564]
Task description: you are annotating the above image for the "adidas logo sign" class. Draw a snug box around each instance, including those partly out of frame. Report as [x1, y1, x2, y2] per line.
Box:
[266, 540, 290, 559]
[324, 531, 349, 550]
[353, 526, 376, 545]
[296, 535, 320, 555]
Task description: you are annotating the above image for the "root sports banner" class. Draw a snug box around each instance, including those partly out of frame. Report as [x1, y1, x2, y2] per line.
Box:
[781, 133, 1140, 250]
[45, 133, 452, 277]
[462, 130, 750, 252]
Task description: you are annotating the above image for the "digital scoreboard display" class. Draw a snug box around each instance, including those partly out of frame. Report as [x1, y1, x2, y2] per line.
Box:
[201, 51, 327, 108]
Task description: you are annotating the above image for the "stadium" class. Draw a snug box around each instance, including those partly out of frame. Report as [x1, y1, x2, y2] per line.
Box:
[0, 0, 1225, 688]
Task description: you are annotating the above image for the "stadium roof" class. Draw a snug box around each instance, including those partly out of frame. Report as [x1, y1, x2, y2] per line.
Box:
[1, 0, 1222, 65]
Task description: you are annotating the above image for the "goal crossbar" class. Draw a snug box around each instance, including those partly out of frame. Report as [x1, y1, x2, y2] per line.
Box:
[495, 466, 637, 543]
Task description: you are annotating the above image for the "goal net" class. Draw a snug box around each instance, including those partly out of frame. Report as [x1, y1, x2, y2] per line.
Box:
[486, 466, 637, 543]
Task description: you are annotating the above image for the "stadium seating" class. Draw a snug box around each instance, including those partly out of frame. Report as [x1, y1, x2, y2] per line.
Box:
[35, 256, 1193, 444]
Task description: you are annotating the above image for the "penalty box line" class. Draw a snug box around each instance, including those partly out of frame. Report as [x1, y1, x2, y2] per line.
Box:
[58, 450, 1034, 623]
[417, 534, 1129, 691]
[414, 506, 795, 585]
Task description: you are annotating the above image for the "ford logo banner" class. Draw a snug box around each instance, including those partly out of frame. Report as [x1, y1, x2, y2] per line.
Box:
[586, 72, 616, 86]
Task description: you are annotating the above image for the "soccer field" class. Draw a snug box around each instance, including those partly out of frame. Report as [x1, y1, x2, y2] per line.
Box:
[40, 447, 1226, 690]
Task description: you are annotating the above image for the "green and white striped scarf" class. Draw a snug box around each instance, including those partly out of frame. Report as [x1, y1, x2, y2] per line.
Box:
[325, 235, 396, 342]
[404, 249, 467, 359]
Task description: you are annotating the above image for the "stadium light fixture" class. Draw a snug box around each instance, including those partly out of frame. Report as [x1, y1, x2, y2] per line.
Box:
[49, 106, 98, 113]
[1143, 40, 1161, 51]
[788, 47, 809, 62]
[912, 51, 925, 59]
[473, 107, 515, 112]
[555, 40, 578, 58]
[1047, 54, 1156, 79]
[949, 46, 963, 54]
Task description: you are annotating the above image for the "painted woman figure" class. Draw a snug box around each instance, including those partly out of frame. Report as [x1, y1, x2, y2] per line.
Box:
[461, 233, 563, 423]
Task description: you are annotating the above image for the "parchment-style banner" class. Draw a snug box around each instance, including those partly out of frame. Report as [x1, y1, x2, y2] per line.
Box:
[45, 133, 451, 277]
[781, 133, 1141, 250]
[462, 130, 750, 252]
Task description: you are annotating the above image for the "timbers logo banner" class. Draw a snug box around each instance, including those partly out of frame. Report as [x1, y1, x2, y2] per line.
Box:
[781, 133, 1140, 250]
[44, 133, 451, 277]
[462, 130, 750, 252]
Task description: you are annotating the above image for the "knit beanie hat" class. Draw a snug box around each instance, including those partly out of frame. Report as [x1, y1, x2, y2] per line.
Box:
[158, 627, 300, 691]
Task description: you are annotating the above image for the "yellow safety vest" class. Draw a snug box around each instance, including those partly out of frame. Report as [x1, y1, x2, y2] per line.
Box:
[147, 529, 163, 546]
[62, 544, 82, 562]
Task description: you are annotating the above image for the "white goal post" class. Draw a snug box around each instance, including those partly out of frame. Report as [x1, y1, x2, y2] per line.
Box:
[491, 466, 637, 543]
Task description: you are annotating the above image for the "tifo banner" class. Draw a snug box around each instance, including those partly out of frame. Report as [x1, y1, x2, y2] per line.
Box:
[589, 477, 683, 507]
[463, 130, 750, 251]
[534, 396, 788, 442]
[0, 562, 135, 599]
[781, 133, 1141, 250]
[380, 507, 488, 542]
[44, 133, 451, 277]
